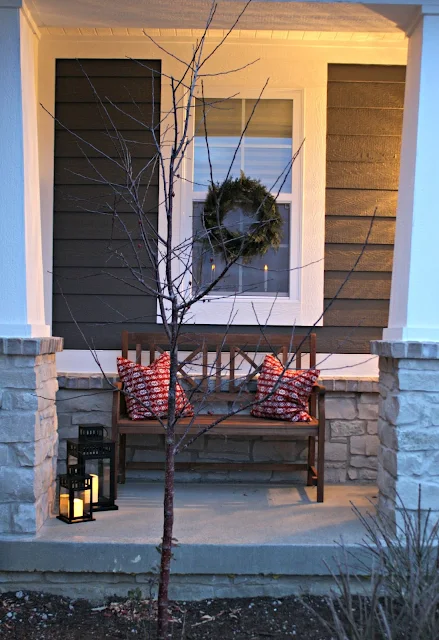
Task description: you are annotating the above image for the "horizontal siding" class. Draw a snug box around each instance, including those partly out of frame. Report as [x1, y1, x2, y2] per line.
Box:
[323, 63, 405, 343]
[52, 59, 161, 349]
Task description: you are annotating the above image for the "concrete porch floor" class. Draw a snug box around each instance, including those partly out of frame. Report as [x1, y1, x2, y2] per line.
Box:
[0, 483, 377, 600]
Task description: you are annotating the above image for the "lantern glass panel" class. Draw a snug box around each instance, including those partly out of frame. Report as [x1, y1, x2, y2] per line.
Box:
[57, 471, 94, 524]
[66, 437, 117, 512]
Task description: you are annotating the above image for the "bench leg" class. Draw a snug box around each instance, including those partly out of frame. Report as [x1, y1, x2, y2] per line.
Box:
[317, 435, 325, 503]
[119, 433, 127, 484]
[307, 436, 316, 486]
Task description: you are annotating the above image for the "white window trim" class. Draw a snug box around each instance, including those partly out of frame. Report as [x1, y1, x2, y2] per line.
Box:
[159, 85, 324, 327]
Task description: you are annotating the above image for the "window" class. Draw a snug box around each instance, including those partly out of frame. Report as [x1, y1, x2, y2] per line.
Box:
[192, 98, 293, 298]
[174, 87, 324, 326]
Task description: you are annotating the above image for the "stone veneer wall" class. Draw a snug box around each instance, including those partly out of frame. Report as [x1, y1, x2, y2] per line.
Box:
[57, 374, 379, 483]
[0, 338, 63, 534]
[371, 340, 439, 529]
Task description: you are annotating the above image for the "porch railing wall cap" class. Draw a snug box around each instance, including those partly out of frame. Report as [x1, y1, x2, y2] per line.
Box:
[371, 339, 439, 359]
[0, 336, 64, 356]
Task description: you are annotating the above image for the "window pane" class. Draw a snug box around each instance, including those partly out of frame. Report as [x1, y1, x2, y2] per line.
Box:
[194, 98, 293, 193]
[192, 202, 290, 296]
[194, 141, 241, 189]
[243, 146, 292, 193]
[194, 98, 241, 137]
[245, 99, 293, 139]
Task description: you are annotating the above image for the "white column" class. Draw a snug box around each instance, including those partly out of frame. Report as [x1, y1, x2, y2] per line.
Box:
[0, 6, 49, 337]
[384, 10, 439, 342]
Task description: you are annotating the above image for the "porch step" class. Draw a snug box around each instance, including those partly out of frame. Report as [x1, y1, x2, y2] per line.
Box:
[0, 483, 375, 601]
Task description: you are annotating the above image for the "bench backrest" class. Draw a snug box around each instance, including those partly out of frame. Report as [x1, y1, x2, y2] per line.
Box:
[121, 331, 317, 410]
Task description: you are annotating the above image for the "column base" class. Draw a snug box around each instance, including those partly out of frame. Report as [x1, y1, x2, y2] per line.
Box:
[371, 339, 439, 532]
[0, 337, 63, 535]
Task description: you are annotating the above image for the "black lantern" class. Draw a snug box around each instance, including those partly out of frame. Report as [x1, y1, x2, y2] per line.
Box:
[57, 466, 94, 524]
[66, 424, 118, 512]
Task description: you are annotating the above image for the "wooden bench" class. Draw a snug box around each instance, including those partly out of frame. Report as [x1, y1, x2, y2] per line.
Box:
[112, 331, 326, 502]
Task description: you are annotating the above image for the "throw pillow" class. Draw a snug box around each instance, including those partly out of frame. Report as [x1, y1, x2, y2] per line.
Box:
[251, 354, 319, 422]
[117, 353, 194, 420]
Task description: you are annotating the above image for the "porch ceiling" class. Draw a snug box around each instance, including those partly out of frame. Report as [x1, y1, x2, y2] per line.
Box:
[29, 0, 417, 34]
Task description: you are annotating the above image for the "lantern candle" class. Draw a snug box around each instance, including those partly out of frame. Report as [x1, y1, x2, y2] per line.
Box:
[211, 263, 216, 283]
[60, 495, 83, 519]
[264, 264, 268, 292]
[90, 473, 99, 504]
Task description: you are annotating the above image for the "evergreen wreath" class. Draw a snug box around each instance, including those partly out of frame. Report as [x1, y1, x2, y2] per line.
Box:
[202, 174, 283, 263]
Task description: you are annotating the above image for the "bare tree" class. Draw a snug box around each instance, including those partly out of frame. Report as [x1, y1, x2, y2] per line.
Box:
[47, 3, 377, 637]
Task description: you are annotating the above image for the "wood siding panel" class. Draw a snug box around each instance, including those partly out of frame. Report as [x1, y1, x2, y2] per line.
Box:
[327, 82, 405, 109]
[324, 272, 392, 300]
[326, 189, 397, 217]
[52, 59, 161, 349]
[327, 135, 401, 163]
[327, 108, 403, 136]
[323, 63, 405, 352]
[325, 217, 396, 244]
[328, 64, 406, 83]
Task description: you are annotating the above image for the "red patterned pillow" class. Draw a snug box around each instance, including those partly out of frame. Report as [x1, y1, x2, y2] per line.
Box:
[251, 354, 319, 422]
[117, 353, 193, 420]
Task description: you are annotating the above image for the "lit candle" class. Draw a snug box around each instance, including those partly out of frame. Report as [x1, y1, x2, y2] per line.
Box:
[90, 474, 99, 504]
[264, 264, 268, 292]
[211, 263, 216, 283]
[60, 495, 84, 519]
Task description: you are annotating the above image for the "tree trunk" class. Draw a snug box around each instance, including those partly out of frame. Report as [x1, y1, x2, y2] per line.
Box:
[157, 437, 175, 639]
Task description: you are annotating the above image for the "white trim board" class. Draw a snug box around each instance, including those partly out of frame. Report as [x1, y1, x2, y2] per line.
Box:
[56, 349, 378, 377]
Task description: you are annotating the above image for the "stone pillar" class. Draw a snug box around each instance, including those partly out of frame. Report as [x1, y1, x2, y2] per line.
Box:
[371, 341, 439, 529]
[0, 337, 63, 534]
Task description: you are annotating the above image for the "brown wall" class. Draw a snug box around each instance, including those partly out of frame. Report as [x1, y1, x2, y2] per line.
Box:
[52, 61, 405, 353]
[323, 63, 405, 352]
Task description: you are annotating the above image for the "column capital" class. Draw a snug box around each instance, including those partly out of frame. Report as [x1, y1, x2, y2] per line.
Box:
[406, 5, 439, 36]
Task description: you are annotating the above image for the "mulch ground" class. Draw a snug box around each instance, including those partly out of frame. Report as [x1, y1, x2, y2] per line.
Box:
[0, 590, 337, 639]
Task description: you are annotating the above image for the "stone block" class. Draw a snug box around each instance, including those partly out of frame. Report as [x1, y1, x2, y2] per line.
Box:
[0, 368, 37, 389]
[377, 466, 396, 501]
[0, 443, 10, 465]
[358, 403, 379, 420]
[330, 420, 366, 438]
[378, 445, 397, 477]
[350, 435, 379, 457]
[396, 478, 439, 511]
[325, 442, 348, 462]
[2, 390, 38, 411]
[10, 503, 37, 534]
[207, 438, 249, 455]
[13, 437, 55, 467]
[349, 468, 377, 482]
[0, 466, 35, 501]
[367, 421, 378, 435]
[324, 465, 347, 483]
[377, 420, 397, 450]
[398, 370, 439, 392]
[229, 471, 272, 482]
[397, 451, 428, 477]
[350, 455, 378, 470]
[252, 441, 305, 462]
[71, 411, 112, 428]
[203, 452, 250, 462]
[398, 427, 439, 452]
[325, 397, 357, 420]
[0, 411, 36, 442]
[56, 389, 113, 412]
[0, 504, 11, 533]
